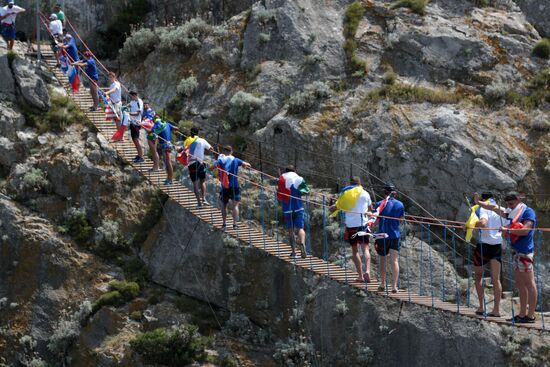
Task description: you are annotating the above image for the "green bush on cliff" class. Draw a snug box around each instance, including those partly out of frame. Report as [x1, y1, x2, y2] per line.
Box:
[159, 18, 212, 54]
[92, 219, 130, 257]
[21, 168, 49, 191]
[177, 76, 199, 97]
[130, 325, 211, 366]
[391, 0, 428, 15]
[92, 280, 140, 313]
[62, 208, 94, 246]
[25, 92, 85, 133]
[532, 38, 550, 59]
[274, 335, 315, 366]
[119, 27, 159, 63]
[343, 1, 367, 75]
[229, 91, 264, 126]
[287, 81, 332, 114]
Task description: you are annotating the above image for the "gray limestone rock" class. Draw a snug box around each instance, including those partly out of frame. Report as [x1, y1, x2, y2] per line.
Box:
[12, 57, 50, 112]
[515, 0, 550, 37]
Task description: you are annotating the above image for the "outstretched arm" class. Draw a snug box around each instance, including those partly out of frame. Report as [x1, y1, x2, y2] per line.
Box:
[473, 192, 507, 218]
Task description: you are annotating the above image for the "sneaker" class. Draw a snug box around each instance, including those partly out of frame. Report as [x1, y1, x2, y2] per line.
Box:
[133, 156, 144, 163]
[299, 243, 307, 258]
[233, 224, 238, 230]
[507, 315, 523, 323]
[89, 106, 98, 112]
[289, 252, 297, 258]
[163, 179, 172, 186]
[221, 223, 226, 230]
[203, 199, 210, 206]
[519, 316, 536, 324]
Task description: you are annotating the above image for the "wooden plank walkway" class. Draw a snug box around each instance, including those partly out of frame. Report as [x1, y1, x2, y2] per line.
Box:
[38, 49, 546, 332]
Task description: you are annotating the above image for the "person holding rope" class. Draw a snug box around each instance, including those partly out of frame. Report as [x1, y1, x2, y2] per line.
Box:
[151, 117, 179, 186]
[59, 29, 78, 62]
[53, 3, 64, 25]
[128, 91, 145, 163]
[104, 72, 123, 126]
[71, 51, 99, 111]
[374, 183, 405, 293]
[330, 176, 373, 283]
[476, 191, 537, 323]
[142, 101, 160, 171]
[209, 145, 251, 230]
[48, 13, 62, 37]
[0, 1, 25, 51]
[277, 165, 310, 258]
[183, 127, 214, 207]
[470, 192, 503, 317]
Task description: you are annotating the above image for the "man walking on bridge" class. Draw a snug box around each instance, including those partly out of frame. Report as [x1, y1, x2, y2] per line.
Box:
[374, 183, 405, 293]
[472, 192, 503, 317]
[128, 91, 144, 163]
[330, 177, 373, 283]
[72, 51, 99, 111]
[210, 145, 251, 230]
[476, 192, 537, 323]
[277, 166, 310, 258]
[183, 127, 213, 207]
[0, 1, 25, 51]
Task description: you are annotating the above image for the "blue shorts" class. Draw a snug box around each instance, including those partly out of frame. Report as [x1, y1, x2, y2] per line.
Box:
[2, 24, 16, 40]
[283, 210, 304, 229]
[220, 187, 241, 204]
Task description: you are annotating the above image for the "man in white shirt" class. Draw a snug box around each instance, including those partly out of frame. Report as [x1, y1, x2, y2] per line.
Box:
[0, 1, 25, 50]
[331, 177, 373, 283]
[48, 13, 62, 36]
[128, 91, 144, 163]
[473, 192, 503, 317]
[105, 72, 123, 128]
[184, 127, 214, 206]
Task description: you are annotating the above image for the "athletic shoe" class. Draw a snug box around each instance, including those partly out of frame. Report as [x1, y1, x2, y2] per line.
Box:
[203, 199, 210, 206]
[289, 252, 297, 258]
[233, 224, 238, 230]
[133, 156, 145, 163]
[163, 179, 172, 186]
[519, 316, 536, 324]
[299, 243, 307, 258]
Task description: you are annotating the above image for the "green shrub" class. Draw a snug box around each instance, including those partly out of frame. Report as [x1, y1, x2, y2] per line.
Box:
[343, 2, 367, 75]
[259, 32, 271, 43]
[254, 6, 276, 25]
[288, 81, 332, 114]
[122, 257, 149, 284]
[63, 208, 94, 246]
[109, 280, 140, 299]
[207, 46, 225, 60]
[159, 18, 212, 54]
[21, 168, 48, 191]
[362, 83, 460, 106]
[391, 0, 428, 15]
[246, 63, 262, 81]
[92, 220, 130, 257]
[532, 38, 550, 59]
[177, 76, 198, 97]
[178, 120, 194, 134]
[218, 355, 240, 367]
[229, 91, 264, 125]
[97, 0, 151, 59]
[304, 53, 323, 66]
[129, 311, 143, 321]
[120, 27, 159, 63]
[274, 335, 315, 366]
[7, 50, 16, 64]
[92, 291, 123, 313]
[25, 92, 85, 133]
[383, 70, 397, 85]
[130, 325, 211, 366]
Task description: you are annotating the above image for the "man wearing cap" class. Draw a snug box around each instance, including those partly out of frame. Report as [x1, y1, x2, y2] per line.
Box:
[472, 192, 503, 317]
[48, 14, 62, 37]
[53, 3, 64, 25]
[128, 91, 144, 163]
[58, 29, 78, 63]
[374, 183, 405, 293]
[476, 192, 537, 323]
[0, 1, 25, 51]
[72, 51, 99, 111]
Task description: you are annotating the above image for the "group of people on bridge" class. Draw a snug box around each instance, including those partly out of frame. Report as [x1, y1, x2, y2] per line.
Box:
[5, 1, 541, 325]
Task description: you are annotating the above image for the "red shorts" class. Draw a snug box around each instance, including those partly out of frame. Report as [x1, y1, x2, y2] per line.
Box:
[344, 227, 369, 246]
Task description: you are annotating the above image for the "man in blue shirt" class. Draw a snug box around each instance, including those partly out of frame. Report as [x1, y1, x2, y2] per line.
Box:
[59, 30, 78, 63]
[476, 191, 537, 323]
[209, 145, 251, 230]
[72, 51, 99, 111]
[151, 119, 179, 186]
[374, 183, 405, 293]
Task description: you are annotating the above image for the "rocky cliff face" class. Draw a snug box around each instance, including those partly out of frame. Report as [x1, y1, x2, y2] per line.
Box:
[120, 0, 550, 223]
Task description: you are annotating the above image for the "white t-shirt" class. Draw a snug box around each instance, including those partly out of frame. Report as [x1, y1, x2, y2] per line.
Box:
[188, 137, 212, 163]
[129, 98, 143, 124]
[109, 81, 122, 103]
[344, 189, 372, 228]
[479, 207, 502, 245]
[1, 5, 24, 24]
[49, 19, 63, 36]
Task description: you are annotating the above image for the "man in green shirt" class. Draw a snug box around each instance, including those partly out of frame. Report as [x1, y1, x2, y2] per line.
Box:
[54, 3, 64, 25]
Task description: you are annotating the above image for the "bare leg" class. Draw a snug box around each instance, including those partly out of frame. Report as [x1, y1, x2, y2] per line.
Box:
[351, 244, 364, 281]
[165, 151, 173, 181]
[515, 270, 528, 317]
[287, 228, 295, 254]
[221, 202, 228, 226]
[90, 83, 99, 109]
[363, 243, 371, 281]
[232, 201, 240, 224]
[200, 178, 207, 202]
[489, 260, 501, 316]
[193, 180, 201, 204]
[516, 271, 537, 318]
[148, 140, 159, 170]
[474, 265, 484, 312]
[379, 255, 386, 288]
[133, 138, 143, 158]
[389, 249, 400, 291]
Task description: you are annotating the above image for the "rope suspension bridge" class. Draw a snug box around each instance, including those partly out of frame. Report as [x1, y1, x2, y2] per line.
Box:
[29, 16, 549, 333]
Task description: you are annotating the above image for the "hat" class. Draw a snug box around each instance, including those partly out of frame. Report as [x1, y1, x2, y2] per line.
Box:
[83, 51, 93, 58]
[504, 191, 521, 202]
[49, 13, 57, 20]
[384, 182, 396, 192]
